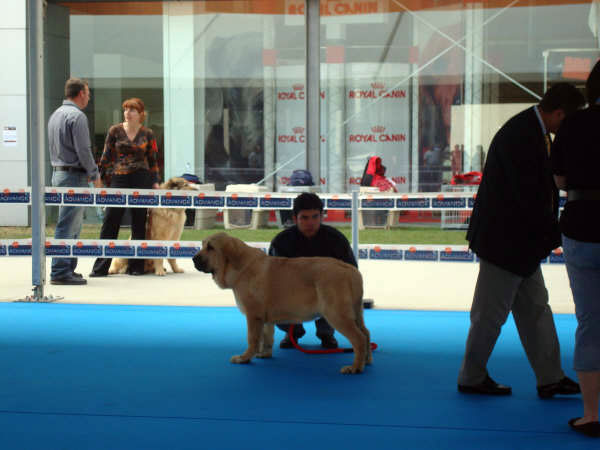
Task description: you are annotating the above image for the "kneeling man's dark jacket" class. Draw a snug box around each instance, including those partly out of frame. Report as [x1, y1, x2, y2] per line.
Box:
[269, 224, 357, 268]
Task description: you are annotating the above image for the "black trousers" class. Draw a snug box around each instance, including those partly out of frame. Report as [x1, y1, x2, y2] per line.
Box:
[92, 170, 153, 275]
[276, 318, 334, 339]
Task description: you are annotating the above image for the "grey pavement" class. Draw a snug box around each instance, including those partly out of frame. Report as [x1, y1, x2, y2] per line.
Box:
[0, 257, 575, 314]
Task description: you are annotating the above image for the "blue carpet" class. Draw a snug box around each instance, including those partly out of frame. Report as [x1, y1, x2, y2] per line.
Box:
[0, 304, 591, 449]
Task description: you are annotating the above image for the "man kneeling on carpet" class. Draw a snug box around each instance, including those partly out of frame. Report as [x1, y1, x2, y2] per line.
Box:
[269, 192, 357, 349]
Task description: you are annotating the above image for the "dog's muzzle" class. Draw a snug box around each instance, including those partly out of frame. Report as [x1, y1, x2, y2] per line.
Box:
[192, 252, 211, 273]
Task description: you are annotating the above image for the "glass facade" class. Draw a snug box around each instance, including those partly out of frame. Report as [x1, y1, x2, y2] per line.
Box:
[48, 0, 599, 194]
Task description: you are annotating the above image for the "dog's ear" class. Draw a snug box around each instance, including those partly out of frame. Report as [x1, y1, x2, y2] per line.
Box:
[220, 236, 246, 267]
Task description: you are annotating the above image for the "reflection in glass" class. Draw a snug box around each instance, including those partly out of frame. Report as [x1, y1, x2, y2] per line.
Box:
[50, 0, 599, 200]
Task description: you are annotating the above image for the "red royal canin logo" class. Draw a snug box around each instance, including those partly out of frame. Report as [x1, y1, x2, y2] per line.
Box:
[279, 127, 305, 143]
[348, 88, 406, 99]
[349, 128, 406, 143]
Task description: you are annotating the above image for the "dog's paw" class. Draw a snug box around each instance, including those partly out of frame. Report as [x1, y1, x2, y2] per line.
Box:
[154, 270, 166, 277]
[340, 365, 364, 374]
[256, 351, 272, 359]
[230, 355, 251, 364]
[173, 267, 184, 273]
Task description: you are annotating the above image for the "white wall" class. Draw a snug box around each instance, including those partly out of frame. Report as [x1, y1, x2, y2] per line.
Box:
[450, 103, 536, 171]
[0, 0, 28, 225]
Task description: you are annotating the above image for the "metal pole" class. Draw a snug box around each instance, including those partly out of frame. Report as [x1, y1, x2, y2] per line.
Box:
[306, 0, 320, 181]
[351, 189, 359, 263]
[27, 0, 46, 299]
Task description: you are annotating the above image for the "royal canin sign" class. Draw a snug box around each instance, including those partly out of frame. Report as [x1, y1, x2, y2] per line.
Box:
[348, 82, 406, 99]
[277, 84, 326, 101]
[348, 126, 405, 143]
[278, 126, 305, 143]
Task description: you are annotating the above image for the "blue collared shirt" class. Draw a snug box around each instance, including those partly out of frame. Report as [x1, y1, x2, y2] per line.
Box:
[47, 100, 99, 180]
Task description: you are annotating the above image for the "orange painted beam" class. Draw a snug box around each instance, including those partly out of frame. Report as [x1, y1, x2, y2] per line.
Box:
[59, 0, 591, 16]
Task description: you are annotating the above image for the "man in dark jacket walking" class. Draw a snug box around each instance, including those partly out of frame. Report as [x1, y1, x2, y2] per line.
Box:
[457, 83, 584, 398]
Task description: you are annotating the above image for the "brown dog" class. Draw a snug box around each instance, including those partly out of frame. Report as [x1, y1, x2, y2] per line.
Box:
[109, 177, 200, 276]
[192, 232, 372, 374]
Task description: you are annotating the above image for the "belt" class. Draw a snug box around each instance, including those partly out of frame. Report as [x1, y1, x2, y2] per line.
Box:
[54, 166, 86, 173]
[567, 189, 600, 201]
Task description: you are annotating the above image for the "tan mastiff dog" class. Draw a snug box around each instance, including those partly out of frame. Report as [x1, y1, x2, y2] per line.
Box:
[192, 232, 372, 374]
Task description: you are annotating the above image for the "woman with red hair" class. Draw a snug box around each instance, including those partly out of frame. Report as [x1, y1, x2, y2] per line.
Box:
[90, 98, 160, 277]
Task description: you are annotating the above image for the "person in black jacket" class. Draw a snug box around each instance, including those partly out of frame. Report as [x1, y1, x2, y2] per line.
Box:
[269, 193, 357, 349]
[457, 83, 585, 397]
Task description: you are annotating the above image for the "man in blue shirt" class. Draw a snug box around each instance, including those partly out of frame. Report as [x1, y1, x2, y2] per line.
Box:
[48, 78, 103, 285]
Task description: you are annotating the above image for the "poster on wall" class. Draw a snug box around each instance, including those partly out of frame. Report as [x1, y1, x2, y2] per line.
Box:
[2, 126, 17, 147]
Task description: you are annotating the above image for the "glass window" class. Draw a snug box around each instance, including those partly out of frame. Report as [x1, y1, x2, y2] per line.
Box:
[47, 0, 598, 197]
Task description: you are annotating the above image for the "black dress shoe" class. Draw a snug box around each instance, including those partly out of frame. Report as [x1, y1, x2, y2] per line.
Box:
[129, 270, 144, 276]
[538, 376, 581, 399]
[73, 272, 83, 278]
[89, 271, 108, 278]
[458, 375, 512, 396]
[569, 418, 600, 437]
[320, 335, 338, 349]
[50, 275, 87, 285]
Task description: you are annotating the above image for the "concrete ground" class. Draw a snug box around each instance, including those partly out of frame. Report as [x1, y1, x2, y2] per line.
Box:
[1, 257, 575, 314]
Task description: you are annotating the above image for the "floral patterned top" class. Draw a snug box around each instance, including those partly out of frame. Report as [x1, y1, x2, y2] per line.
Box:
[99, 124, 160, 184]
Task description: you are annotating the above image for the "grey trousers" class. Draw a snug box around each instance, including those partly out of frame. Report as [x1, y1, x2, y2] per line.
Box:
[458, 258, 565, 387]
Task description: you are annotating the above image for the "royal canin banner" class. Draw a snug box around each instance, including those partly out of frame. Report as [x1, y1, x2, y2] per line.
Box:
[275, 63, 410, 191]
[275, 71, 327, 189]
[345, 63, 410, 192]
